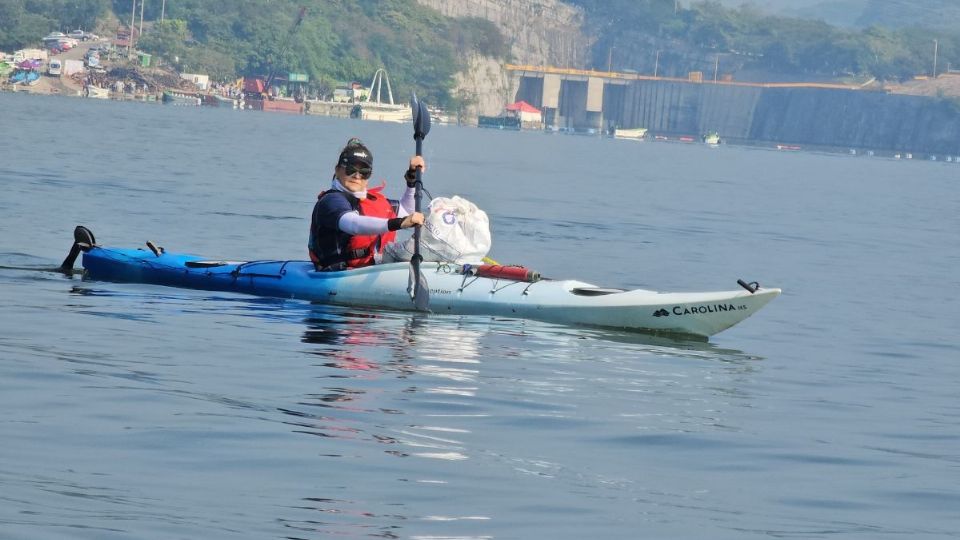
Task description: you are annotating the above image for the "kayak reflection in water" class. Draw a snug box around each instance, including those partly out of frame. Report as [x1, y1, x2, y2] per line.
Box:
[308, 138, 425, 271]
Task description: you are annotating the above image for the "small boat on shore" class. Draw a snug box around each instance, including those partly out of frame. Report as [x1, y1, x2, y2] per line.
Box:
[613, 127, 648, 140]
[703, 131, 721, 145]
[84, 85, 110, 99]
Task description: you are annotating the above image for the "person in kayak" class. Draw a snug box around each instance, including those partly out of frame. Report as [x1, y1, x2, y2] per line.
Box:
[309, 138, 425, 270]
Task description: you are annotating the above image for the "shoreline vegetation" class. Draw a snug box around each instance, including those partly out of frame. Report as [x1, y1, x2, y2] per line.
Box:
[4, 0, 960, 109]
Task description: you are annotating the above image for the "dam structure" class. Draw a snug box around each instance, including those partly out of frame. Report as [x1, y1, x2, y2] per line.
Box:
[507, 64, 960, 156]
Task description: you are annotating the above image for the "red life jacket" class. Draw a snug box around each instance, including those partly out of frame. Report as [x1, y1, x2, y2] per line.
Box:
[309, 185, 398, 269]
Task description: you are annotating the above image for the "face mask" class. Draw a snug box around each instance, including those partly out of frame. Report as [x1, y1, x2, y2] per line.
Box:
[332, 177, 366, 199]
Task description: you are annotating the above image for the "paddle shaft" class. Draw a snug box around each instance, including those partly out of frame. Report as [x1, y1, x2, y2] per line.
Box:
[413, 137, 424, 260]
[408, 95, 431, 310]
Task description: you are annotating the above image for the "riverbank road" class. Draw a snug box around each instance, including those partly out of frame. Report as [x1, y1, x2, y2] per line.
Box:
[20, 40, 99, 96]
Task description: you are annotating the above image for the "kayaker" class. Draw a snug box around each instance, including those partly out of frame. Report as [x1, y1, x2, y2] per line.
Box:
[308, 138, 425, 270]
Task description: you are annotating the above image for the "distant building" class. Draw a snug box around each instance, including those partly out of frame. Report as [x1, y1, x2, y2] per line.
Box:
[478, 101, 543, 130]
[180, 73, 210, 90]
[505, 100, 543, 124]
[332, 81, 369, 103]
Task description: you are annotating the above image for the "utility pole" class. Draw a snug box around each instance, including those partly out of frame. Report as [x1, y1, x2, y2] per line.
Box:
[654, 50, 660, 77]
[161, 0, 166, 24]
[933, 39, 939, 78]
[128, 0, 136, 57]
[607, 46, 614, 72]
[714, 54, 719, 82]
[139, 0, 145, 40]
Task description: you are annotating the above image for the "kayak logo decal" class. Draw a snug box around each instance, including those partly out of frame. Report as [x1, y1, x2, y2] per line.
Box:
[667, 303, 749, 316]
[653, 309, 670, 317]
[442, 211, 457, 225]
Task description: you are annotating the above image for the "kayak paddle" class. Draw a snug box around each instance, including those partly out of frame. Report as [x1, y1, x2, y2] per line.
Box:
[409, 93, 431, 311]
[59, 225, 97, 274]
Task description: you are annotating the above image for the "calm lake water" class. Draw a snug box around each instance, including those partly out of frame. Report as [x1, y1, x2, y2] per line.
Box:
[1, 91, 958, 539]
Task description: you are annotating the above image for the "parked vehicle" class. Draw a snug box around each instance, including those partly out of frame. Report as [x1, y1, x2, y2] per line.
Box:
[48, 59, 62, 76]
[68, 30, 98, 41]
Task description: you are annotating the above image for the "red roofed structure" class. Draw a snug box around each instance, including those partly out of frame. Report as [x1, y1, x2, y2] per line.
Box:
[504, 100, 542, 124]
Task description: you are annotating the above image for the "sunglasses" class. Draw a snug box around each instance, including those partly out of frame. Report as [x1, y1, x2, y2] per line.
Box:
[342, 163, 372, 179]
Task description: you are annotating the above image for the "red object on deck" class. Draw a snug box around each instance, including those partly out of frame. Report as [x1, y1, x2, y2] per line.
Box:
[474, 265, 541, 282]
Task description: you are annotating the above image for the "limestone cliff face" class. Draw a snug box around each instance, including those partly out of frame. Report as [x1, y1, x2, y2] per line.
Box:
[416, 0, 591, 118]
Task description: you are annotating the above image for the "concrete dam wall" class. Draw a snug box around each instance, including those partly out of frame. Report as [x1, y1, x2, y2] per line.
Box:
[750, 88, 960, 155]
[515, 75, 960, 155]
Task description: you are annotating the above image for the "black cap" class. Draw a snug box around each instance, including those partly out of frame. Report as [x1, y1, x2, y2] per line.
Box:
[338, 138, 373, 168]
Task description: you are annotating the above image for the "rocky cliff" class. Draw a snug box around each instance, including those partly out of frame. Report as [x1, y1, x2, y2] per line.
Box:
[416, 0, 591, 118]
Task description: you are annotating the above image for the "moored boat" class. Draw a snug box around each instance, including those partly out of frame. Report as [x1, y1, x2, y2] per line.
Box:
[353, 102, 412, 123]
[67, 229, 780, 339]
[243, 96, 303, 113]
[84, 85, 110, 99]
[477, 115, 521, 130]
[613, 127, 648, 140]
[349, 69, 412, 123]
[204, 93, 243, 108]
[162, 89, 202, 106]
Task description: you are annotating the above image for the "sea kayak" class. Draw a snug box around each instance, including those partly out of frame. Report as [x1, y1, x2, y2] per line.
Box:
[72, 235, 780, 338]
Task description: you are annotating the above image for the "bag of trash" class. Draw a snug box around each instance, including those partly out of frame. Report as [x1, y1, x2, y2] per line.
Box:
[383, 195, 491, 264]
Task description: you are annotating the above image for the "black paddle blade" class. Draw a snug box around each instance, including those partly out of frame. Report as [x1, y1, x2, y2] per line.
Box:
[59, 225, 97, 273]
[410, 93, 431, 140]
[408, 260, 431, 312]
[74, 225, 96, 246]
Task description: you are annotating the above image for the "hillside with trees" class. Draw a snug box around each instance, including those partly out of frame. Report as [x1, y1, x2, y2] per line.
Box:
[568, 0, 958, 82]
[2, 0, 509, 108]
[3, 0, 958, 105]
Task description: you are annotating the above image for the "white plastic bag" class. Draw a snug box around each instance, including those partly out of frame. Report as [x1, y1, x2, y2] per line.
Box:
[384, 195, 491, 264]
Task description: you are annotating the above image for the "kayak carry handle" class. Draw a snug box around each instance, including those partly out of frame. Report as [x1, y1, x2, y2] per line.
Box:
[737, 279, 759, 293]
[146, 241, 164, 257]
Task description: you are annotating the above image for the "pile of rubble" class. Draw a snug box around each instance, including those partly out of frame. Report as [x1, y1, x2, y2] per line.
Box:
[68, 65, 196, 93]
